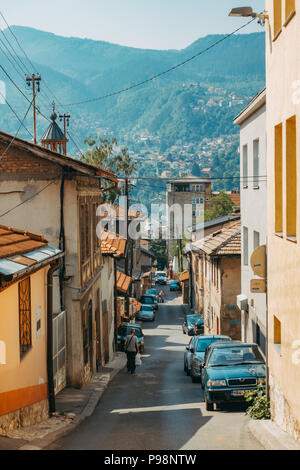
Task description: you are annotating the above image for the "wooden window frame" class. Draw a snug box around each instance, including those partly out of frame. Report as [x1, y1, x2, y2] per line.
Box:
[19, 277, 32, 358]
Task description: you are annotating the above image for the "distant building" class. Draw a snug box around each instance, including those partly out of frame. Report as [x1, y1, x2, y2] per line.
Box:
[190, 223, 241, 339]
[166, 178, 212, 263]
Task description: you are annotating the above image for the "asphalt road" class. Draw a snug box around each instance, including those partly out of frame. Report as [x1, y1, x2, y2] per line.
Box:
[47, 287, 263, 450]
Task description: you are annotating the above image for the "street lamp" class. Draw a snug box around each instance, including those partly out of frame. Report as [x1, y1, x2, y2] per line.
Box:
[229, 7, 269, 26]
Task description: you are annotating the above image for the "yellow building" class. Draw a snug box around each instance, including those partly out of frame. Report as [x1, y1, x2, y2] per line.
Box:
[266, 0, 300, 442]
[0, 225, 63, 434]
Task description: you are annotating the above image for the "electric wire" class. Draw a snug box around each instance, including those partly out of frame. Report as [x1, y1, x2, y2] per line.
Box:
[0, 93, 35, 156]
[0, 89, 34, 139]
[60, 18, 256, 107]
[0, 181, 56, 219]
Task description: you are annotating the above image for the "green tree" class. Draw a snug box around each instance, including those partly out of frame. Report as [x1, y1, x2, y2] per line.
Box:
[205, 191, 234, 222]
[81, 136, 137, 202]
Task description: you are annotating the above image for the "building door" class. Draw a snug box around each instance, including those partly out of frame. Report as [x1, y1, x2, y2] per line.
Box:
[88, 300, 93, 372]
[95, 291, 101, 371]
[102, 300, 109, 364]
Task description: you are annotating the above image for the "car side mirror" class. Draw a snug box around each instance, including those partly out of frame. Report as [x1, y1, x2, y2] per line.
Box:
[186, 347, 189, 351]
[190, 348, 195, 353]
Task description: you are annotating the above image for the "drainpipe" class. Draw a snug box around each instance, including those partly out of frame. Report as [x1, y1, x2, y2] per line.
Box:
[47, 258, 62, 414]
[59, 170, 66, 311]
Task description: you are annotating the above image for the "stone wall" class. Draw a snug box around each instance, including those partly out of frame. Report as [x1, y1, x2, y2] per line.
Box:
[269, 372, 300, 444]
[0, 399, 49, 436]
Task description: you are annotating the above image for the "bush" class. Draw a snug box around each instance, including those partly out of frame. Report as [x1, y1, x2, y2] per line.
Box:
[245, 382, 271, 420]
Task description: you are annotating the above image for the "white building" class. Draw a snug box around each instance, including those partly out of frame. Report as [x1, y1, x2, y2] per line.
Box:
[234, 88, 267, 356]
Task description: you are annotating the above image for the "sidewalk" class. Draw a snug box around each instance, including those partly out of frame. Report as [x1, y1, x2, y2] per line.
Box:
[0, 353, 127, 451]
[248, 419, 300, 450]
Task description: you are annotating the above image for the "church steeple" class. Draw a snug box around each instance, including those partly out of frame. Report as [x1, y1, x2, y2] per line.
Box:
[41, 102, 68, 155]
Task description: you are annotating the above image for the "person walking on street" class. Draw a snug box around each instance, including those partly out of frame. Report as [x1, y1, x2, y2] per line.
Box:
[125, 329, 139, 374]
[159, 289, 165, 303]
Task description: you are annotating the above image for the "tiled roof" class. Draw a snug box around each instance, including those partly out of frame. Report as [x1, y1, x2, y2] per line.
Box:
[0, 225, 47, 259]
[101, 230, 126, 257]
[180, 271, 189, 282]
[0, 225, 63, 282]
[197, 223, 241, 257]
[116, 271, 132, 293]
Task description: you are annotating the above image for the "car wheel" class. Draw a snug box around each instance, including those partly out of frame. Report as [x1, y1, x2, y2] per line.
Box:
[205, 393, 214, 411]
[184, 361, 187, 373]
[192, 376, 198, 383]
[186, 368, 191, 376]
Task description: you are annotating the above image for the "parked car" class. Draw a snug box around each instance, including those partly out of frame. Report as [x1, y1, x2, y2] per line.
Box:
[146, 288, 158, 301]
[136, 305, 156, 322]
[193, 317, 205, 335]
[117, 323, 145, 354]
[182, 314, 203, 336]
[170, 280, 181, 292]
[202, 342, 266, 411]
[190, 335, 231, 383]
[140, 294, 158, 310]
[184, 335, 198, 376]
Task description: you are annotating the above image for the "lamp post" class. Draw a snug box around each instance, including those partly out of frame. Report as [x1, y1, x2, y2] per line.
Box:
[229, 7, 269, 26]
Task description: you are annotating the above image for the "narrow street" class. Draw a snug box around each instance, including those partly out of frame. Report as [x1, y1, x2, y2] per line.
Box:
[47, 288, 262, 451]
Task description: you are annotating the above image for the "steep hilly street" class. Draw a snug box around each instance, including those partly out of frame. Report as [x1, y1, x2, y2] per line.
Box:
[47, 288, 262, 451]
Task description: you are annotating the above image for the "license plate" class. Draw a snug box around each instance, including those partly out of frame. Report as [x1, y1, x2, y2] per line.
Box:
[231, 389, 252, 397]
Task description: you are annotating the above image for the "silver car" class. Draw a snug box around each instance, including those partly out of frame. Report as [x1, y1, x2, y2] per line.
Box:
[184, 336, 198, 376]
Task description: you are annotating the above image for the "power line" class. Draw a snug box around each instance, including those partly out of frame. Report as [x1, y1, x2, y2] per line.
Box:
[118, 175, 267, 181]
[0, 181, 56, 218]
[0, 89, 34, 139]
[60, 18, 256, 107]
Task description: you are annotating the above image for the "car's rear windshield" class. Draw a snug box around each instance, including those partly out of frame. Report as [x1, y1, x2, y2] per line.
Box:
[208, 345, 264, 366]
[196, 338, 228, 352]
[187, 314, 202, 324]
[141, 296, 155, 304]
[118, 327, 143, 338]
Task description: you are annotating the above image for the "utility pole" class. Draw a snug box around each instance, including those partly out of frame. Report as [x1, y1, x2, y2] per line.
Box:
[26, 74, 41, 144]
[59, 112, 71, 156]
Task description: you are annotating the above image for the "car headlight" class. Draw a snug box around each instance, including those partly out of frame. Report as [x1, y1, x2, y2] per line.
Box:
[257, 378, 266, 385]
[207, 379, 227, 387]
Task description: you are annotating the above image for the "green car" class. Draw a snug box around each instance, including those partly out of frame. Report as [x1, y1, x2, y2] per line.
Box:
[202, 342, 266, 411]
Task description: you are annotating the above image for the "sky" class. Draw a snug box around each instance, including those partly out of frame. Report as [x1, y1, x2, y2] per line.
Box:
[1, 0, 265, 50]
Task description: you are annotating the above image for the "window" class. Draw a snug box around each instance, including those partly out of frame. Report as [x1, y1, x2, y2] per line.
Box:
[243, 227, 249, 266]
[275, 124, 283, 234]
[285, 0, 295, 21]
[274, 316, 282, 353]
[19, 278, 32, 358]
[242, 145, 248, 188]
[273, 0, 282, 37]
[253, 139, 260, 189]
[254, 231, 260, 250]
[286, 115, 297, 240]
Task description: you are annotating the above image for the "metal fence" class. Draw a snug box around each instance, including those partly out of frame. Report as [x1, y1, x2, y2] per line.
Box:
[53, 311, 67, 395]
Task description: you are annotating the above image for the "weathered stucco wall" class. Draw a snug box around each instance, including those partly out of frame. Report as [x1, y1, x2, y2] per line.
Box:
[266, 0, 300, 442]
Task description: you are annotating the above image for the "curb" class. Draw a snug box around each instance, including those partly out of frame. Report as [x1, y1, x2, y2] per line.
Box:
[18, 357, 127, 450]
[248, 419, 300, 451]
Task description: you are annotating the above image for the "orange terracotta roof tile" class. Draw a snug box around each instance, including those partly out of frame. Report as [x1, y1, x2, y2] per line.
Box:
[116, 271, 132, 293]
[0, 225, 47, 259]
[199, 222, 241, 257]
[101, 230, 127, 257]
